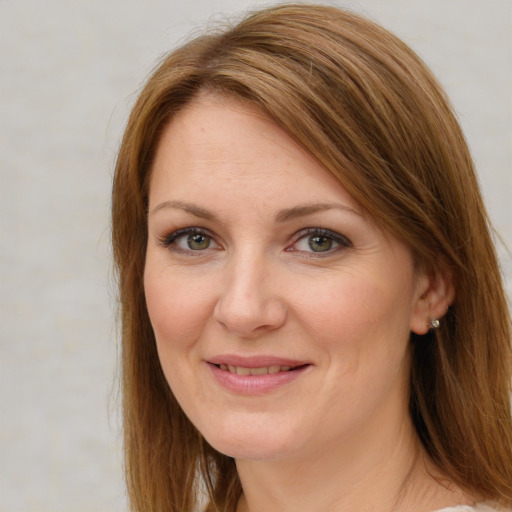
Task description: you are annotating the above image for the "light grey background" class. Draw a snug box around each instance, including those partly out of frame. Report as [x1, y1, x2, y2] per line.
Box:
[1, 1, 510, 511]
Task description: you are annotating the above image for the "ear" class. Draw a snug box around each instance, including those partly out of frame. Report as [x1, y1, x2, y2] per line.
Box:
[410, 267, 455, 335]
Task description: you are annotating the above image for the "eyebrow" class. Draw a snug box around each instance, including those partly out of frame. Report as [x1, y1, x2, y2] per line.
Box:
[274, 202, 361, 222]
[149, 200, 220, 221]
[149, 200, 361, 222]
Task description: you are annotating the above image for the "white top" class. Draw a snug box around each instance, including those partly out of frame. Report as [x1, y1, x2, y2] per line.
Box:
[434, 504, 508, 512]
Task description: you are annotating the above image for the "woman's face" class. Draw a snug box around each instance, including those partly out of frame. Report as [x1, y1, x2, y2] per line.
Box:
[144, 95, 430, 461]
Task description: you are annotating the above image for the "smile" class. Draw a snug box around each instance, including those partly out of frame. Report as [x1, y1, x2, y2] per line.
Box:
[208, 359, 311, 394]
[217, 364, 295, 375]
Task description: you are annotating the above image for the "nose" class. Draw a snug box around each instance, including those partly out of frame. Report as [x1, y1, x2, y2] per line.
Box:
[213, 253, 287, 339]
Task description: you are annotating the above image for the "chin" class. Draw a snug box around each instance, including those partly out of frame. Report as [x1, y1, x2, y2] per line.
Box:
[200, 416, 302, 461]
[207, 437, 293, 461]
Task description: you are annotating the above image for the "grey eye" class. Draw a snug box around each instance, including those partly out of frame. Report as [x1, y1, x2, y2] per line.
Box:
[186, 233, 212, 250]
[308, 235, 336, 252]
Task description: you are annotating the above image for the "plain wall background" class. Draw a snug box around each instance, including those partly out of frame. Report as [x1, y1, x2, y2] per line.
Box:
[0, 1, 510, 510]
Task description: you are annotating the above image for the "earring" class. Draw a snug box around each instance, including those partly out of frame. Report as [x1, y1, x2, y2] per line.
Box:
[427, 318, 440, 329]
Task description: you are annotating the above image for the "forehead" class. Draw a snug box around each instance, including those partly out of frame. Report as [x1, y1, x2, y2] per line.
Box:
[148, 94, 358, 212]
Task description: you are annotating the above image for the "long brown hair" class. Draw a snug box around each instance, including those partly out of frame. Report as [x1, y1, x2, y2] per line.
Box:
[112, 4, 512, 511]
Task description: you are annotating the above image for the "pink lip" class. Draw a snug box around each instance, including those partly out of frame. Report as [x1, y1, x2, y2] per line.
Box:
[207, 354, 308, 368]
[206, 355, 312, 395]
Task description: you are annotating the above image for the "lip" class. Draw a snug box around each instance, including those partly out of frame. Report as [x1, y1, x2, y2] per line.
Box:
[206, 355, 312, 395]
[207, 354, 309, 368]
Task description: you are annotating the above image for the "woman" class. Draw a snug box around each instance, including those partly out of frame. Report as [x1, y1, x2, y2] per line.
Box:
[112, 4, 512, 511]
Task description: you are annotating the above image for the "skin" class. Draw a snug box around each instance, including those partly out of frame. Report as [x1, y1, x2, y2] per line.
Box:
[144, 94, 464, 511]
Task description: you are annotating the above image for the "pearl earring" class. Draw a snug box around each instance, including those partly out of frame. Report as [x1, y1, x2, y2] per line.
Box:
[427, 318, 440, 329]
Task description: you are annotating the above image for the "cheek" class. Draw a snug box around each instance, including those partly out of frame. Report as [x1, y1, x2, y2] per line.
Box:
[144, 265, 214, 348]
[299, 273, 414, 414]
[297, 276, 405, 336]
[294, 270, 414, 371]
[143, 266, 216, 407]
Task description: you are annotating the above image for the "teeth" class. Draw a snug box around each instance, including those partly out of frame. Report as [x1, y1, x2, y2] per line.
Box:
[249, 367, 268, 376]
[220, 365, 294, 375]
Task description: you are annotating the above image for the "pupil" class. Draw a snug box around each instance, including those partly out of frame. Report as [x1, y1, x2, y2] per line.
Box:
[188, 233, 209, 250]
[309, 235, 332, 252]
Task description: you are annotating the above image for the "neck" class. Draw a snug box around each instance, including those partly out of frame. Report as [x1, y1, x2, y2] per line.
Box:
[235, 415, 469, 512]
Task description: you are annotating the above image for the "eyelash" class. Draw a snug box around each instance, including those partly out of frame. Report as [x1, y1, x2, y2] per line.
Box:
[286, 228, 352, 257]
[158, 227, 220, 254]
[158, 227, 352, 256]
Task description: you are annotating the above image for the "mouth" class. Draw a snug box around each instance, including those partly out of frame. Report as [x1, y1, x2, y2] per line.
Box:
[207, 356, 311, 394]
[213, 363, 309, 376]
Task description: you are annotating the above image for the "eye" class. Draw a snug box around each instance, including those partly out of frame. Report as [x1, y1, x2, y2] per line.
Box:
[159, 228, 219, 252]
[304, 234, 336, 252]
[184, 232, 211, 250]
[288, 228, 352, 255]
